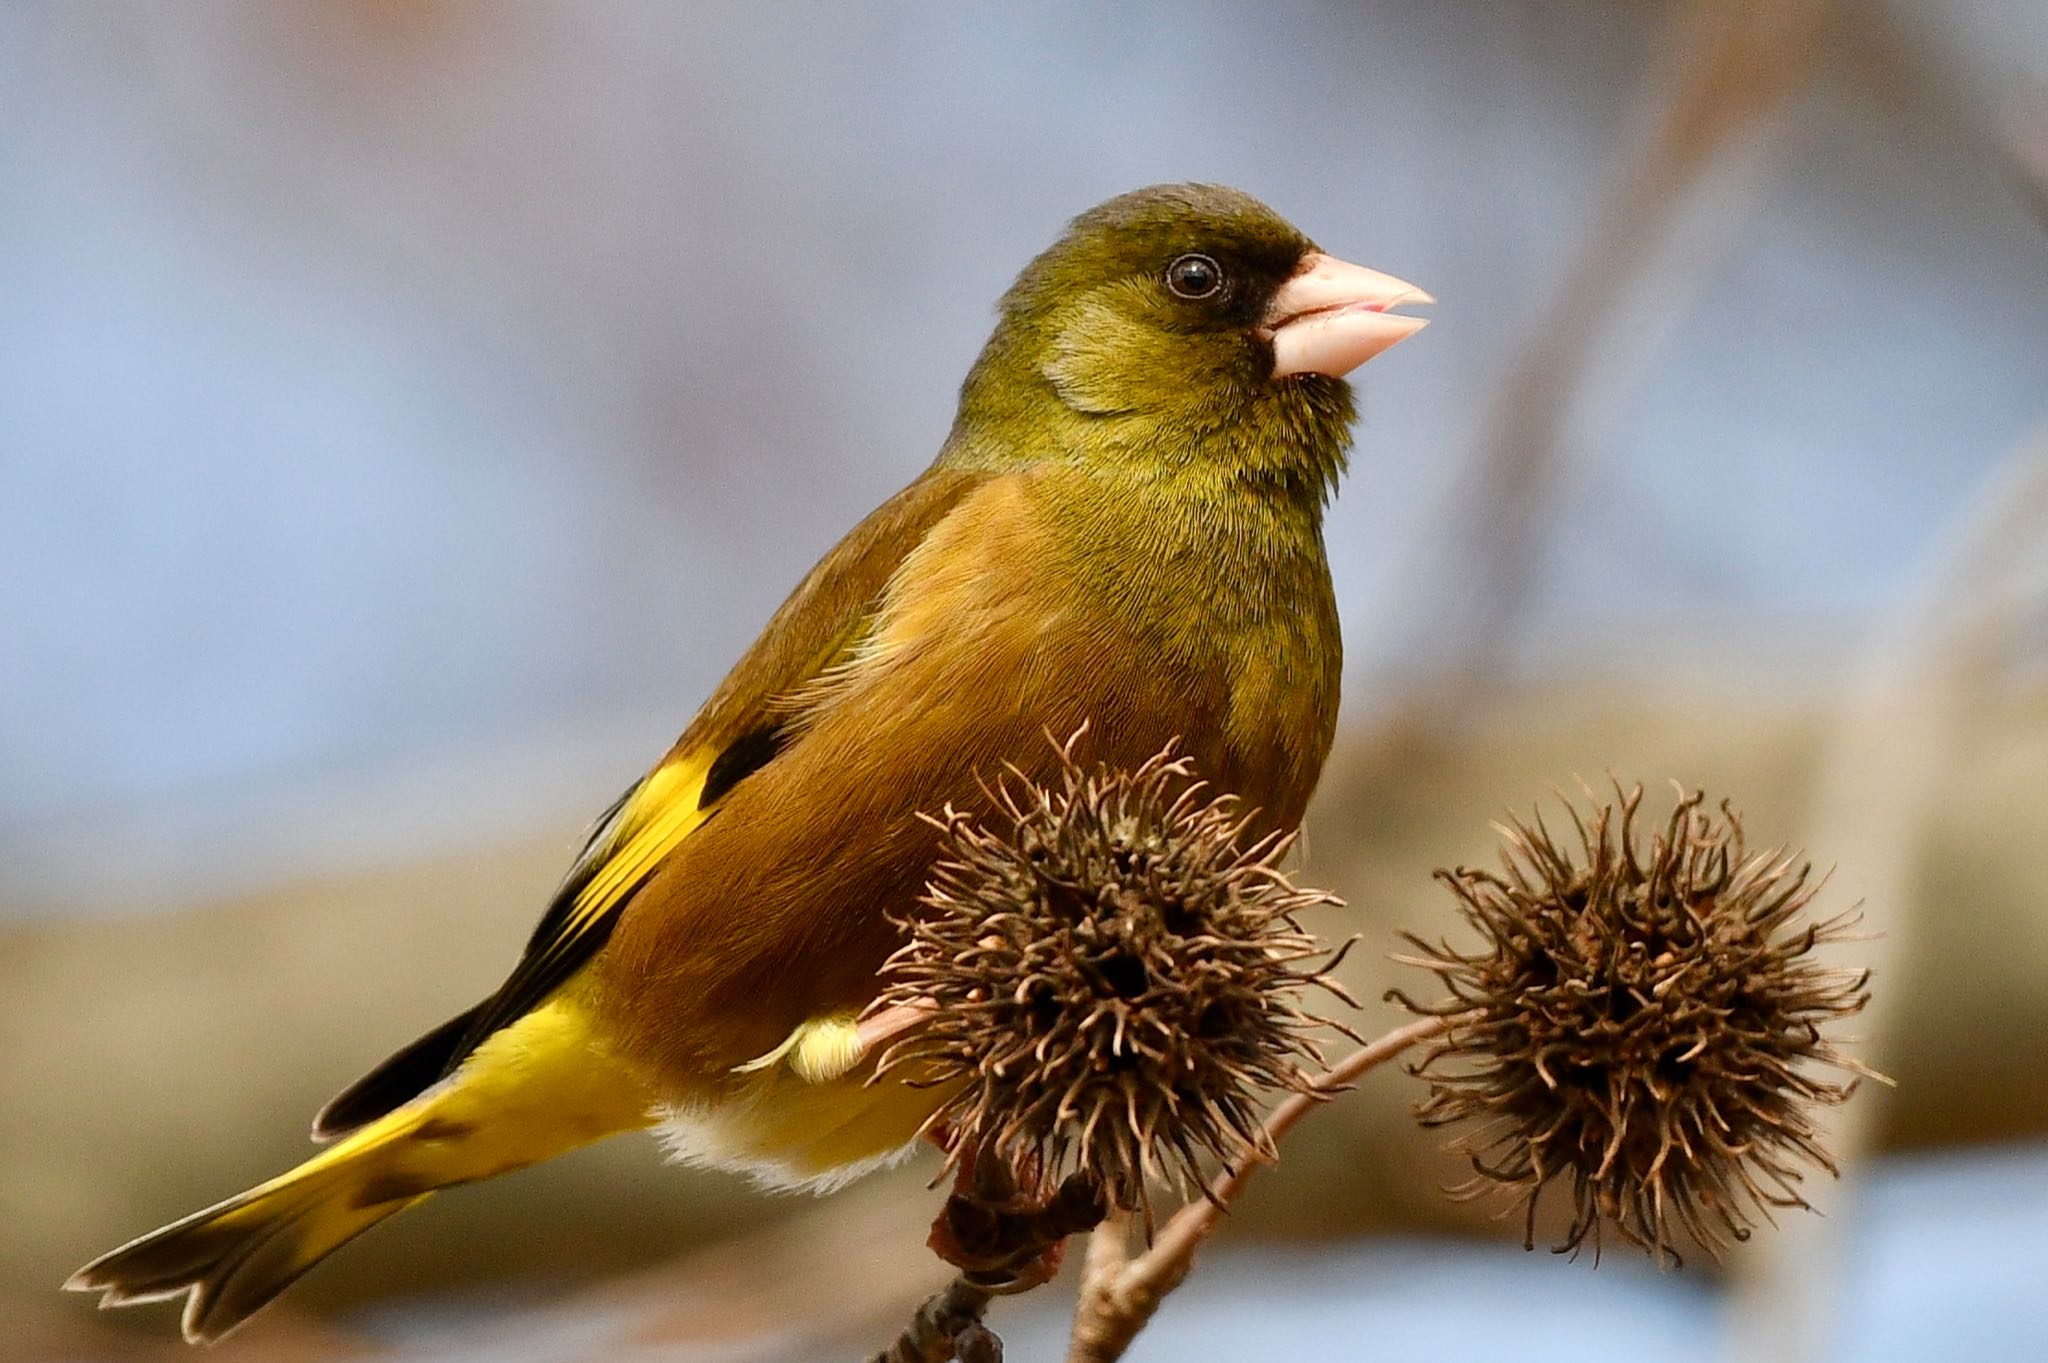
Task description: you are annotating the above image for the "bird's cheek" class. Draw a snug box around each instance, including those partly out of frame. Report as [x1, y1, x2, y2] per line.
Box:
[1042, 303, 1157, 416]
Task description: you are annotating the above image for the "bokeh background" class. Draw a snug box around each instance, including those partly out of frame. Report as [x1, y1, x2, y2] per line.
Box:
[4, 2, 2046, 1359]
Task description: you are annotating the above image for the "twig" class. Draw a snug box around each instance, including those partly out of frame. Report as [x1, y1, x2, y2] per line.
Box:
[1065, 1209, 1135, 1362]
[1065, 1014, 1460, 1363]
[872, 1277, 997, 1363]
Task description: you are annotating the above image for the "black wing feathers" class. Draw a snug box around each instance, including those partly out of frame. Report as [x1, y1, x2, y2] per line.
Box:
[310, 1003, 485, 1140]
[311, 722, 790, 1139]
[698, 720, 791, 808]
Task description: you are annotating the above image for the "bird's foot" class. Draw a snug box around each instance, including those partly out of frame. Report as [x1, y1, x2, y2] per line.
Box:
[927, 1151, 1107, 1291]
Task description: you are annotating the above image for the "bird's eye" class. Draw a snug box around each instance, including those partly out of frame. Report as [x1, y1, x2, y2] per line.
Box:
[1164, 253, 1224, 300]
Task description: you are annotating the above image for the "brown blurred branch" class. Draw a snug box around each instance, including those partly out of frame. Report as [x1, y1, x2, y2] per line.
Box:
[1727, 423, 2048, 1362]
[1065, 1014, 1456, 1363]
[2004, 88, 2048, 233]
[1400, 0, 1832, 716]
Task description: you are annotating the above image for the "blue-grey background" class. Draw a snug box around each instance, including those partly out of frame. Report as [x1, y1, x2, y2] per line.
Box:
[3, 3, 2044, 1360]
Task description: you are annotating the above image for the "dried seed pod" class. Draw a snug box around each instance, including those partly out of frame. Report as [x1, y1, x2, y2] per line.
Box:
[873, 735, 1353, 1215]
[1396, 784, 1876, 1264]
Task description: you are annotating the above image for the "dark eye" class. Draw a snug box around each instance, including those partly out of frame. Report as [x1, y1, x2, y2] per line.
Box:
[1164, 253, 1224, 300]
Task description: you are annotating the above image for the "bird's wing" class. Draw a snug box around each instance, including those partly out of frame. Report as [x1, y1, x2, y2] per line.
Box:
[589, 463, 1271, 1091]
[311, 465, 989, 1139]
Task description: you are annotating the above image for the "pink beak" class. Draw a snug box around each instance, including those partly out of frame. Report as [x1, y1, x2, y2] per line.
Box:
[1261, 252, 1433, 379]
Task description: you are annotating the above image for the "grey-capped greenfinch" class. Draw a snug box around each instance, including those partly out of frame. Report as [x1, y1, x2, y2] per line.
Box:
[68, 182, 1429, 1341]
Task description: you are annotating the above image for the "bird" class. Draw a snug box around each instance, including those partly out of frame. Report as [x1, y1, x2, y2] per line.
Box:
[66, 182, 1429, 1342]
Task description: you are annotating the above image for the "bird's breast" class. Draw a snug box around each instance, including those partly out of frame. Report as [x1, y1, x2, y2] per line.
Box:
[591, 464, 1343, 1098]
[1033, 471, 1344, 830]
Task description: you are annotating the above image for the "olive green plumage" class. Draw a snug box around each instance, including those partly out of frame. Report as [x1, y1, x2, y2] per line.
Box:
[595, 183, 1357, 1085]
[69, 182, 1414, 1344]
[954, 183, 1355, 487]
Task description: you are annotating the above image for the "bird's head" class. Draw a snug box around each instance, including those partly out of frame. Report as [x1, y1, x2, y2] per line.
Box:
[949, 183, 1429, 490]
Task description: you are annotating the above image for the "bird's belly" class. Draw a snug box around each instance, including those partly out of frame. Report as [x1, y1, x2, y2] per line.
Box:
[650, 1057, 949, 1193]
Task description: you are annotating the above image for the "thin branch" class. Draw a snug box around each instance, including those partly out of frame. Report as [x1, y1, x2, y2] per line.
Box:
[1066, 1013, 1462, 1363]
[1133, 1016, 1458, 1287]
[1077, 1208, 1134, 1285]
[1066, 1209, 1135, 1363]
[871, 1277, 996, 1363]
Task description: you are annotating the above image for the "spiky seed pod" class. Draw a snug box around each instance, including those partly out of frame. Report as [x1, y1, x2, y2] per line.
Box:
[872, 736, 1354, 1216]
[1394, 784, 1876, 1264]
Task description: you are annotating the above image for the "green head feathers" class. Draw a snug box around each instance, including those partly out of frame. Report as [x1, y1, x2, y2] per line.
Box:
[946, 183, 1365, 496]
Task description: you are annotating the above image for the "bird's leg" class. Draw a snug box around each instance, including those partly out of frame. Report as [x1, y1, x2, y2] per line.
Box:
[926, 1143, 1107, 1291]
[870, 1276, 998, 1363]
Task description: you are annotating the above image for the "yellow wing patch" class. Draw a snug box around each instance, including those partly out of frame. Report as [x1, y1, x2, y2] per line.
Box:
[447, 748, 721, 1062]
[452, 610, 879, 1066]
[566, 753, 715, 938]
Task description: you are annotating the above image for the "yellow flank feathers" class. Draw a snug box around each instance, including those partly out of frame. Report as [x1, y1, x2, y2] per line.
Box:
[786, 1016, 869, 1084]
[566, 753, 715, 940]
[657, 1012, 953, 1191]
[731, 1012, 868, 1084]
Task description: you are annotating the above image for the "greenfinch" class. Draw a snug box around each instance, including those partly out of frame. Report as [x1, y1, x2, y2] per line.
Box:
[67, 182, 1429, 1341]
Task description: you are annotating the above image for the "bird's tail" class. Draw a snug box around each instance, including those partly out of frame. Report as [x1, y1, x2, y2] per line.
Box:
[63, 1123, 421, 1344]
[66, 997, 654, 1343]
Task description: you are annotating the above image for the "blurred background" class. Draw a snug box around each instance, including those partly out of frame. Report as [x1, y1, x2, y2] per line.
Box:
[4, 1, 2046, 1359]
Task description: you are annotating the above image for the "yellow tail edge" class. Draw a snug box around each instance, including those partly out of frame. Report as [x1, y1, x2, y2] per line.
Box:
[65, 998, 654, 1343]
